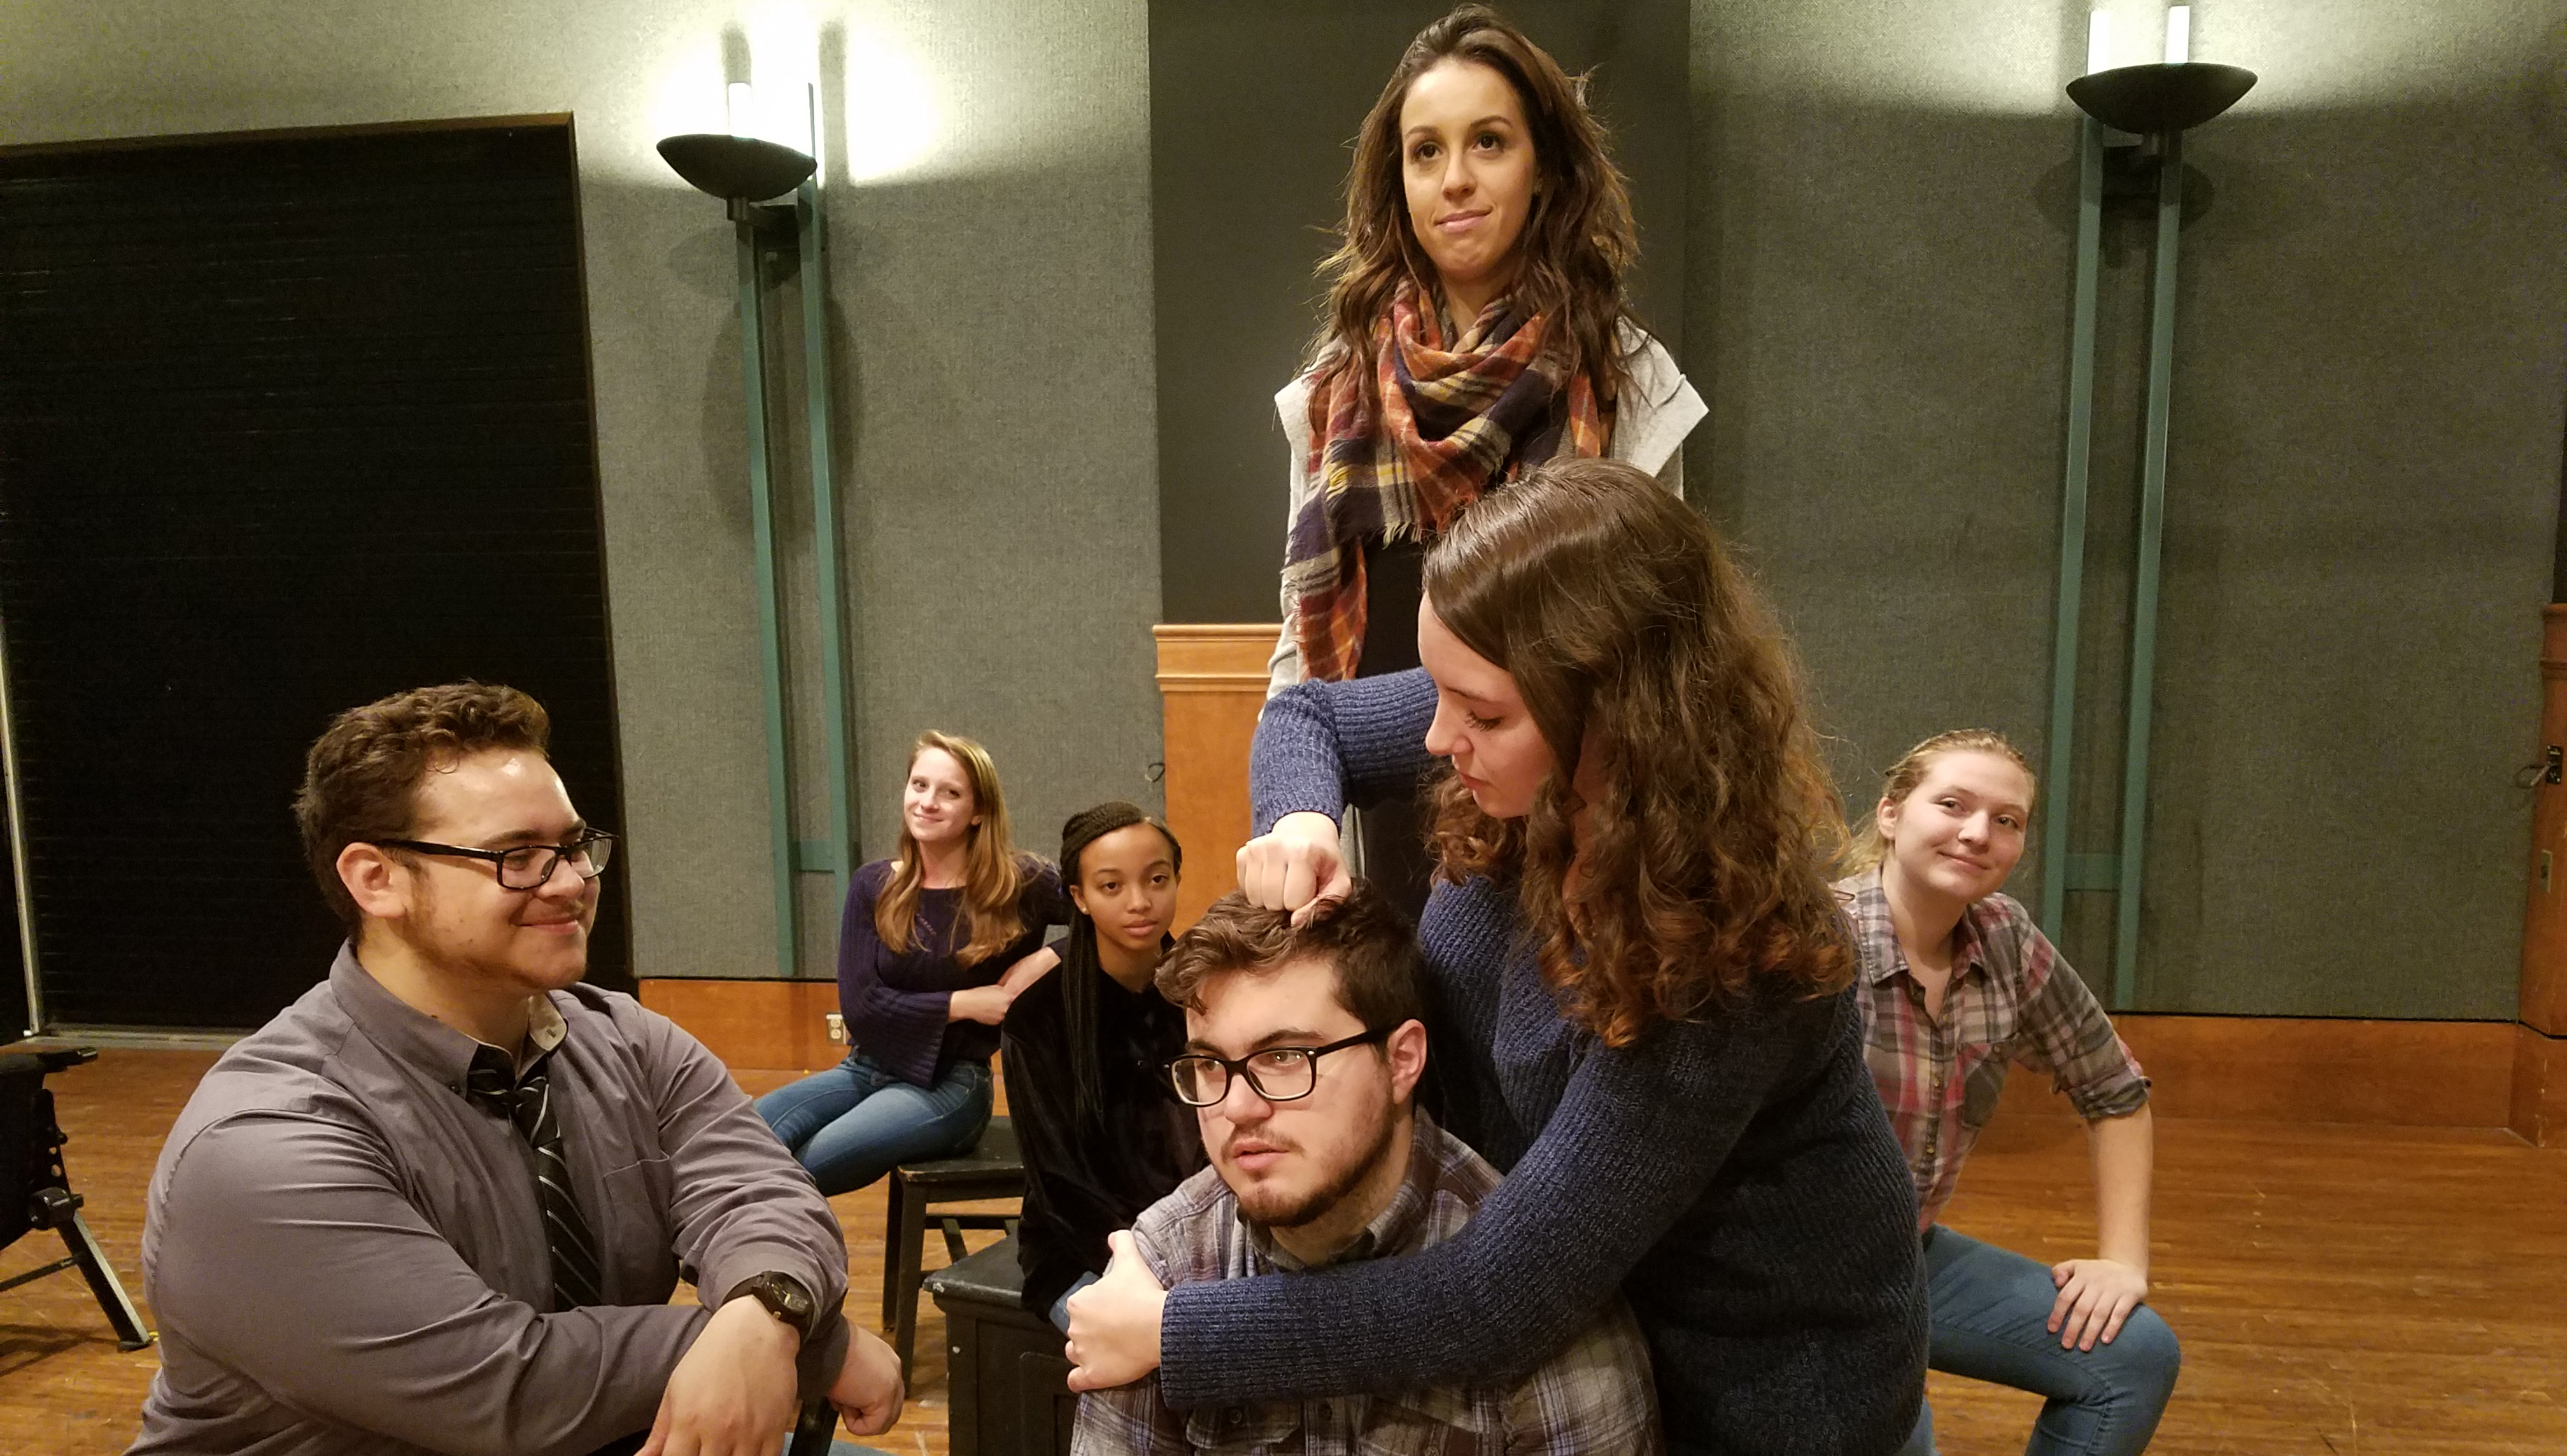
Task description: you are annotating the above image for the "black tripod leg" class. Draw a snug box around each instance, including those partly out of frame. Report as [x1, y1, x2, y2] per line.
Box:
[59, 1213, 152, 1350]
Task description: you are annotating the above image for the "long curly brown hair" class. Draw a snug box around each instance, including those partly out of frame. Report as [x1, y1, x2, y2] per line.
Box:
[1424, 459, 1851, 1045]
[1309, 4, 1641, 414]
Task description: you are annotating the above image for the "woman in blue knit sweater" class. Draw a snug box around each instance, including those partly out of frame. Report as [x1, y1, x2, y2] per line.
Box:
[1066, 459, 1928, 1453]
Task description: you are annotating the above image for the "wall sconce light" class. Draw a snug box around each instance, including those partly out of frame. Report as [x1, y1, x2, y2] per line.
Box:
[657, 86, 859, 980]
[2039, 10, 2257, 1007]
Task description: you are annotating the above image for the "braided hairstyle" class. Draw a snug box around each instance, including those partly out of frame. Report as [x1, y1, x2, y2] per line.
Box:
[1057, 801, 1185, 1129]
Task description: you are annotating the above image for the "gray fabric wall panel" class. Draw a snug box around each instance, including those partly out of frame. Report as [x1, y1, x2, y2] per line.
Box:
[0, 0, 1162, 984]
[1688, 1, 2567, 1018]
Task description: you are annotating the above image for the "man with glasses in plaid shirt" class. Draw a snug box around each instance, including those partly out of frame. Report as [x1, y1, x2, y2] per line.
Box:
[1066, 882, 1659, 1455]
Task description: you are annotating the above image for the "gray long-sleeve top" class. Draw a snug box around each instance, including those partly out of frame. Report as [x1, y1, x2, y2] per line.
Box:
[1168, 669, 1928, 1456]
[127, 947, 852, 1456]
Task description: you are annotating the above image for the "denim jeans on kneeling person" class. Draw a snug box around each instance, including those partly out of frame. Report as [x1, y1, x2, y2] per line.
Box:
[1897, 1224, 2181, 1456]
[753, 1052, 993, 1197]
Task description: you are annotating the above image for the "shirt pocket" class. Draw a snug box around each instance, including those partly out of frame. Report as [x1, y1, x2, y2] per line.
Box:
[1182, 1405, 1302, 1454]
[1356, 1389, 1501, 1456]
[1959, 1054, 2011, 1130]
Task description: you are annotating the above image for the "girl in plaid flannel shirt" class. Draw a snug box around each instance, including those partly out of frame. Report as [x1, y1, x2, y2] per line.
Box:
[1843, 730, 2180, 1456]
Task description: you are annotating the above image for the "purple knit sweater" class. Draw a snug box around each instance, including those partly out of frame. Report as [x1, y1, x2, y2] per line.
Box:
[837, 858, 1066, 1087]
[1156, 668, 1927, 1455]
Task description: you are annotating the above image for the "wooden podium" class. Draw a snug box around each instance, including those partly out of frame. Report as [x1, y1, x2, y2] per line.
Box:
[1152, 625, 1277, 931]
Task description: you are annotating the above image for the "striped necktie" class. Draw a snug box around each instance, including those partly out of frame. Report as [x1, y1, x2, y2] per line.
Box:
[465, 1045, 604, 1311]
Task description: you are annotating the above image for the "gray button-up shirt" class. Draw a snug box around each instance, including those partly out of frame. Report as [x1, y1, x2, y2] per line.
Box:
[127, 947, 851, 1456]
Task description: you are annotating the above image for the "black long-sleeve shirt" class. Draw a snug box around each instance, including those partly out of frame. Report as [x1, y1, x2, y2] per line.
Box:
[1000, 956, 1204, 1317]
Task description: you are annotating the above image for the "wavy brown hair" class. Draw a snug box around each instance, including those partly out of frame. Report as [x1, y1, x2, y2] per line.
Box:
[1424, 459, 1851, 1045]
[1310, 4, 1640, 413]
[875, 731, 1038, 968]
[1841, 730, 2037, 875]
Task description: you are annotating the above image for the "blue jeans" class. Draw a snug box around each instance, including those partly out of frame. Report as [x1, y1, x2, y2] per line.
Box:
[753, 1053, 992, 1197]
[1897, 1226, 2181, 1456]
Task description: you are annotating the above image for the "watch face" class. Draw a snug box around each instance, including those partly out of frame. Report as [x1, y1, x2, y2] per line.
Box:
[770, 1276, 812, 1318]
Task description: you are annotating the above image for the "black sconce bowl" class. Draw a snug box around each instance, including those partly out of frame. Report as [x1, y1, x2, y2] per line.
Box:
[656, 134, 817, 202]
[2066, 62, 2256, 135]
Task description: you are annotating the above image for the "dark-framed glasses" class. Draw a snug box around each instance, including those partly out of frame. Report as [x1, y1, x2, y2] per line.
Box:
[376, 830, 617, 891]
[1166, 1028, 1389, 1108]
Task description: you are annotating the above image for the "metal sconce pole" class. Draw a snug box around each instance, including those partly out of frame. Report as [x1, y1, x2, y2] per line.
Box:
[2046, 57, 2254, 1008]
[734, 204, 800, 980]
[663, 85, 858, 979]
[795, 85, 857, 922]
[2040, 114, 2107, 940]
[2112, 129, 2186, 1007]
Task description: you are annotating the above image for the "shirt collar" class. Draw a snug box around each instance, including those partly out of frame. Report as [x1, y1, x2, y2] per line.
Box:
[329, 942, 569, 1091]
[1849, 866, 1991, 987]
[1243, 1110, 1441, 1273]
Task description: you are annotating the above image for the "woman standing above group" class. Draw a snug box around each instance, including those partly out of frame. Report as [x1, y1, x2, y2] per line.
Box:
[1842, 732, 2179, 1456]
[1266, 3, 1705, 913]
[754, 731, 1064, 1195]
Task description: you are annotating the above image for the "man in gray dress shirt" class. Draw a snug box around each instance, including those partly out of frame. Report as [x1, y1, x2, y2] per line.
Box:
[127, 682, 900, 1456]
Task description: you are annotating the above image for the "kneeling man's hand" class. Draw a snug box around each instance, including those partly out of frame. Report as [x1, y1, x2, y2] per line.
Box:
[1064, 1229, 1168, 1392]
[642, 1296, 800, 1456]
[831, 1326, 905, 1436]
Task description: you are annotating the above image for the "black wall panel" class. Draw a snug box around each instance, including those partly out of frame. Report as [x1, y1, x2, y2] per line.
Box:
[0, 120, 629, 1030]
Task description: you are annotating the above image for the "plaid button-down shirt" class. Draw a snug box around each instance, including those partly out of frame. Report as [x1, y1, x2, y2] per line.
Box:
[1838, 870, 2151, 1231]
[1073, 1110, 1662, 1456]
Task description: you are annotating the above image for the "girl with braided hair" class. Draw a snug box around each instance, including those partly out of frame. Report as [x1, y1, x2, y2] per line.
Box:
[1001, 802, 1204, 1331]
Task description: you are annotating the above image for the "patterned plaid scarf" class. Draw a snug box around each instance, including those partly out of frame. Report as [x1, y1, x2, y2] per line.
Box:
[1285, 282, 1606, 682]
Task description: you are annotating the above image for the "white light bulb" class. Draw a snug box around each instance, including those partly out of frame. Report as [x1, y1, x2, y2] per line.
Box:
[2087, 11, 2113, 74]
[2165, 6, 2191, 64]
[726, 82, 755, 139]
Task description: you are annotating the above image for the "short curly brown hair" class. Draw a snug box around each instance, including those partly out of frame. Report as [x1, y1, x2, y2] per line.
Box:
[293, 683, 552, 933]
[1155, 882, 1425, 1035]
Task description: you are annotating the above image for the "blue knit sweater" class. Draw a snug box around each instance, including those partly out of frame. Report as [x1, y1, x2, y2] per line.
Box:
[1156, 669, 1927, 1455]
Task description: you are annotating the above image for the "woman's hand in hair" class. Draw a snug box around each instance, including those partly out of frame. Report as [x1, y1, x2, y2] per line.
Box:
[1063, 1229, 1166, 1391]
[2046, 1257, 2149, 1352]
[1235, 812, 1350, 926]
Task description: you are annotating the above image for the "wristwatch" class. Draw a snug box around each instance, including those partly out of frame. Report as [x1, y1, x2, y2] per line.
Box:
[723, 1270, 817, 1343]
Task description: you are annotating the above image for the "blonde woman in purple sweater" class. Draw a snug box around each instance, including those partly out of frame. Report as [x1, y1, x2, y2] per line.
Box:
[1066, 460, 1926, 1455]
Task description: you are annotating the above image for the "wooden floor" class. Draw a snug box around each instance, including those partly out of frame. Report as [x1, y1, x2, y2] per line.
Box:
[3, 1052, 2563, 1455]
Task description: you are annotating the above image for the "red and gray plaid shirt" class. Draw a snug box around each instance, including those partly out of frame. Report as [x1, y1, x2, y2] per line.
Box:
[1837, 870, 2151, 1231]
[1072, 1109, 1662, 1456]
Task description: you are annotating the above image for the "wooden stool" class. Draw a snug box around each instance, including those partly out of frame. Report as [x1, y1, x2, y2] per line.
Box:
[884, 1117, 1024, 1378]
[924, 1234, 1075, 1456]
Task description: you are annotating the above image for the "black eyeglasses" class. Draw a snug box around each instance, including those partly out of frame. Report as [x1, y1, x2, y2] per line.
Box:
[1166, 1028, 1389, 1108]
[376, 831, 617, 891]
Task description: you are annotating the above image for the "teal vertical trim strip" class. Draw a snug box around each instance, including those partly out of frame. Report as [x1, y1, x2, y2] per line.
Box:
[796, 113, 856, 919]
[2042, 115, 2106, 938]
[739, 218, 799, 980]
[2113, 131, 2185, 1010]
